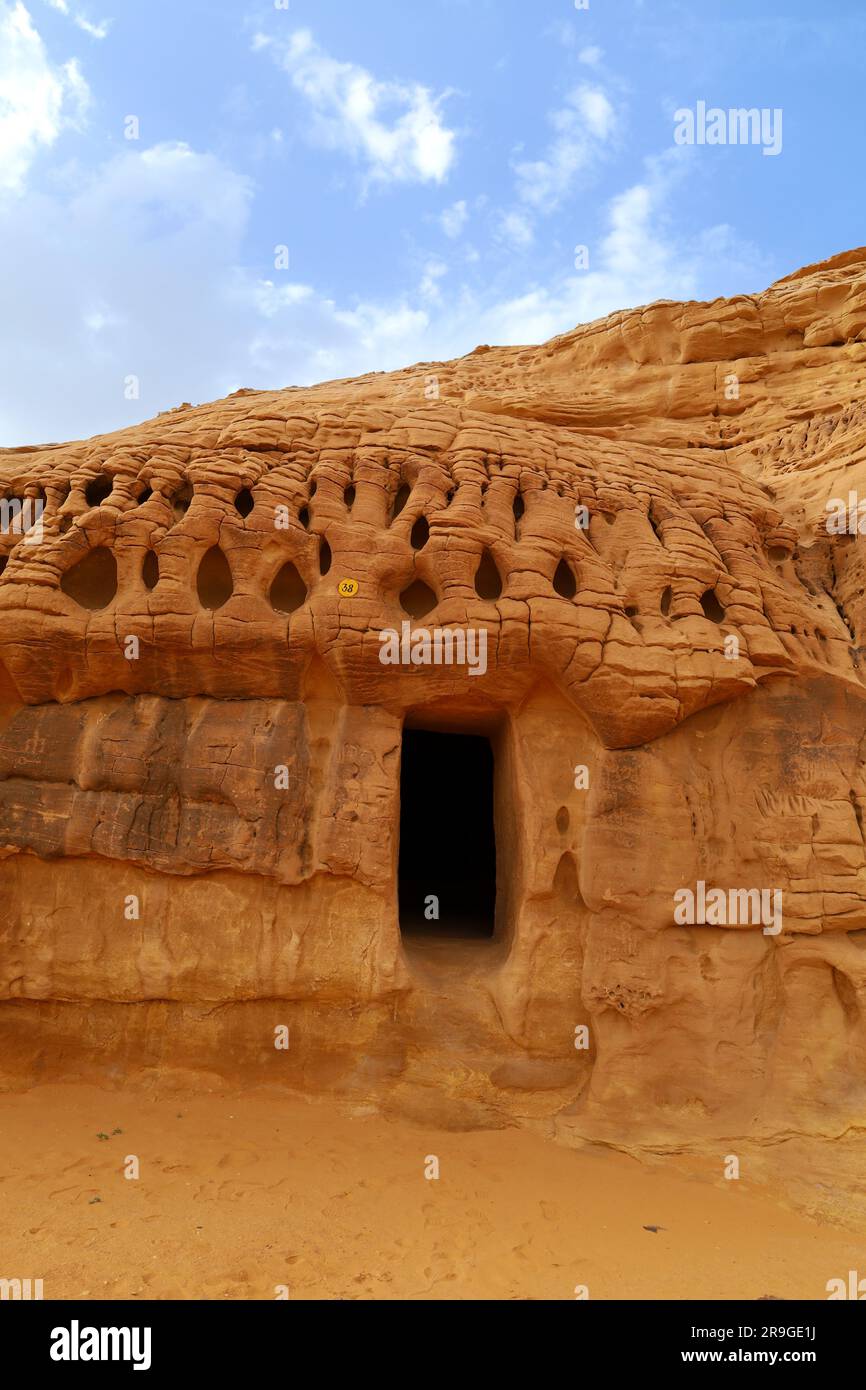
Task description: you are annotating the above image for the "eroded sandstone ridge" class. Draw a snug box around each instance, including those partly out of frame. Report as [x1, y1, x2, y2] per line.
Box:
[2, 247, 866, 1157]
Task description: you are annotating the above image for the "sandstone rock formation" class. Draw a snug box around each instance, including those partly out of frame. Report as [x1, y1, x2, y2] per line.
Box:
[2, 247, 866, 1163]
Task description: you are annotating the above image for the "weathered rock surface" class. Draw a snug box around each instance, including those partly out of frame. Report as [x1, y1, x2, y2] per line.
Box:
[2, 247, 866, 1164]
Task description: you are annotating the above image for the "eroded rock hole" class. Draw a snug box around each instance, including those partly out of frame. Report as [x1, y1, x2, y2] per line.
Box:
[61, 547, 117, 610]
[832, 967, 859, 1026]
[235, 488, 254, 518]
[410, 515, 430, 550]
[553, 851, 579, 897]
[553, 558, 576, 599]
[513, 492, 524, 525]
[474, 549, 502, 601]
[298, 505, 310, 530]
[0, 557, 7, 578]
[137, 486, 153, 506]
[171, 485, 193, 523]
[400, 580, 437, 618]
[142, 551, 159, 590]
[700, 589, 726, 622]
[660, 586, 673, 616]
[344, 484, 356, 509]
[196, 546, 233, 610]
[270, 561, 307, 614]
[319, 538, 332, 576]
[399, 728, 496, 940]
[84, 474, 113, 507]
[392, 483, 411, 520]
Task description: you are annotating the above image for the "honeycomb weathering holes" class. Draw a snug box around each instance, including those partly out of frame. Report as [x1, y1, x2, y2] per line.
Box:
[553, 558, 577, 599]
[400, 580, 437, 619]
[235, 488, 254, 518]
[392, 484, 411, 520]
[319, 538, 332, 576]
[270, 561, 307, 614]
[84, 474, 113, 507]
[196, 546, 233, 610]
[171, 485, 193, 522]
[410, 515, 430, 550]
[60, 547, 117, 610]
[700, 589, 726, 623]
[142, 551, 159, 591]
[474, 549, 502, 601]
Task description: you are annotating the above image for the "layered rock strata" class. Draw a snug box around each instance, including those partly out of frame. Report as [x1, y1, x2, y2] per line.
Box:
[2, 247, 866, 1155]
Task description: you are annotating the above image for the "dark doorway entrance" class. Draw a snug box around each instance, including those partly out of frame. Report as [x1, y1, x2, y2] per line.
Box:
[399, 728, 496, 939]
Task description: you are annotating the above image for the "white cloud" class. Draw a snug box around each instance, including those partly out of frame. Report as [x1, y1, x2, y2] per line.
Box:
[514, 84, 616, 210]
[440, 198, 468, 238]
[419, 258, 448, 302]
[579, 46, 603, 65]
[577, 87, 615, 139]
[498, 209, 534, 248]
[77, 141, 252, 234]
[256, 28, 457, 187]
[0, 0, 90, 192]
[0, 130, 767, 447]
[0, 141, 257, 440]
[470, 153, 765, 347]
[251, 281, 314, 317]
[44, 0, 109, 39]
[74, 14, 108, 38]
[82, 304, 119, 334]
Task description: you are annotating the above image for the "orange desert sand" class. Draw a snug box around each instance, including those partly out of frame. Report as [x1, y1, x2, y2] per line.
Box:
[0, 1084, 862, 1301]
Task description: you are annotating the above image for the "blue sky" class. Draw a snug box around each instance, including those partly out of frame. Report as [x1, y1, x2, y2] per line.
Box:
[0, 0, 863, 445]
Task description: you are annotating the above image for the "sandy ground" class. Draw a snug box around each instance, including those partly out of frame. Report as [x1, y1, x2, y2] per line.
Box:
[0, 1083, 859, 1301]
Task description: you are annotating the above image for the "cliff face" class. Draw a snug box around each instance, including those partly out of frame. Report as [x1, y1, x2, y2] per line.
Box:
[2, 248, 866, 1155]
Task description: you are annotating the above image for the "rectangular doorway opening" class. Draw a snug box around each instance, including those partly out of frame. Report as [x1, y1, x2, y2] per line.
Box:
[399, 727, 496, 940]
